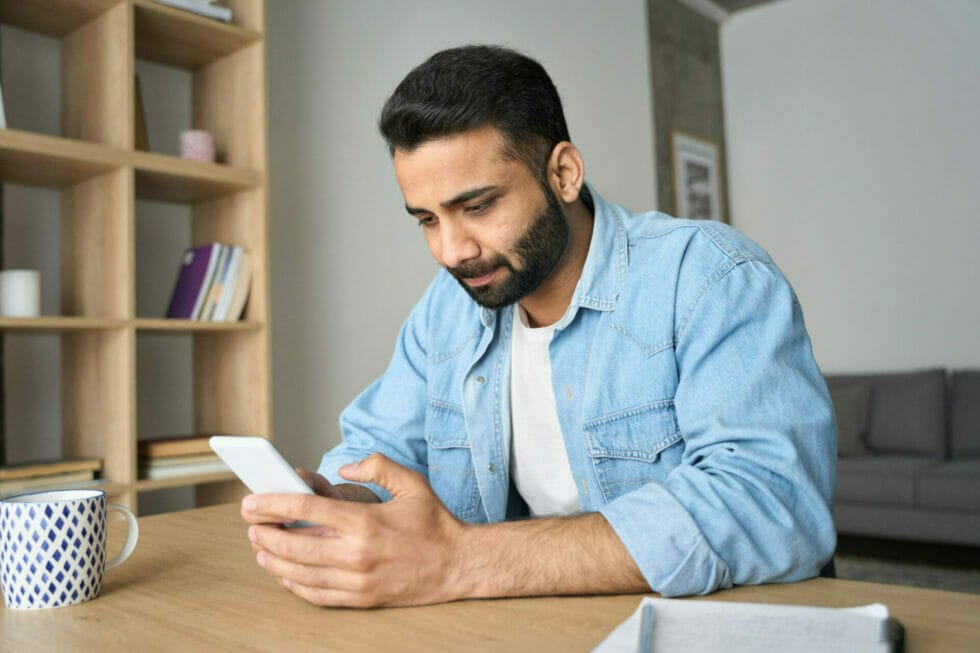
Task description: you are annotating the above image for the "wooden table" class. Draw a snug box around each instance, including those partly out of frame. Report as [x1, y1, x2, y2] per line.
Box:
[2, 503, 978, 651]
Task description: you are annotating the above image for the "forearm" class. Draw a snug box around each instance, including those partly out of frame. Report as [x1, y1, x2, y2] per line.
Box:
[454, 512, 649, 599]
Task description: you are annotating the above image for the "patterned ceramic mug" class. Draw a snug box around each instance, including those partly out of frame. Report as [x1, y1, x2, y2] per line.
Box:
[0, 489, 139, 609]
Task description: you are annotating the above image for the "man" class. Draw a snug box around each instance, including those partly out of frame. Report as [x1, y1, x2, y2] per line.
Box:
[241, 45, 836, 608]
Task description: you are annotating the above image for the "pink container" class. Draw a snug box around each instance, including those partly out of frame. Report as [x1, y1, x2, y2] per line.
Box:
[180, 129, 216, 163]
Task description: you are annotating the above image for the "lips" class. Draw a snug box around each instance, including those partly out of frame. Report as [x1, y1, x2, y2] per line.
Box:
[463, 268, 498, 287]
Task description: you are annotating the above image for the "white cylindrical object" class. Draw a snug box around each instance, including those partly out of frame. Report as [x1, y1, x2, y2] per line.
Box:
[180, 129, 216, 163]
[0, 269, 41, 317]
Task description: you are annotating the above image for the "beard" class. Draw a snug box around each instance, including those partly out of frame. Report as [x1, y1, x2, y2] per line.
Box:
[447, 182, 569, 309]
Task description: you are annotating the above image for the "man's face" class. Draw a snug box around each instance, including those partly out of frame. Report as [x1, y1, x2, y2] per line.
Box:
[393, 125, 569, 308]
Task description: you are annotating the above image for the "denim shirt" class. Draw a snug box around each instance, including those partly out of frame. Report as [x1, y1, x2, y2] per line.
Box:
[319, 187, 837, 597]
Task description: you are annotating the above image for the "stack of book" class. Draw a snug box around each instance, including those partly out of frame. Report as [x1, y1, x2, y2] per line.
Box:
[152, 0, 233, 22]
[139, 435, 229, 480]
[0, 458, 103, 497]
[165, 243, 252, 321]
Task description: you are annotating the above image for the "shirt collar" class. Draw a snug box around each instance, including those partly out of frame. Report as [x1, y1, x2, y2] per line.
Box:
[480, 184, 628, 329]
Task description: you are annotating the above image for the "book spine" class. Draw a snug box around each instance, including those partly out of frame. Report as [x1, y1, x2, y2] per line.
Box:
[213, 246, 243, 321]
[200, 244, 229, 321]
[190, 243, 221, 320]
[225, 251, 253, 321]
[140, 460, 230, 480]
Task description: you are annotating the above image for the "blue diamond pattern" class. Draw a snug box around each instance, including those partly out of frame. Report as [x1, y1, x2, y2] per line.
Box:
[1, 493, 112, 609]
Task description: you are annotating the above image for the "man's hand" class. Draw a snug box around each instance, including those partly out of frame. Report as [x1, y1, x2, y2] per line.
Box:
[241, 453, 467, 608]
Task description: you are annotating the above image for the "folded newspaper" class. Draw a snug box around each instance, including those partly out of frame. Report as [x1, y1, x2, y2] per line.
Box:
[593, 597, 904, 653]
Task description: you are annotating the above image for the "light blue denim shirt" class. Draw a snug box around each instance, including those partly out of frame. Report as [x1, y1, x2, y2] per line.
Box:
[319, 187, 837, 597]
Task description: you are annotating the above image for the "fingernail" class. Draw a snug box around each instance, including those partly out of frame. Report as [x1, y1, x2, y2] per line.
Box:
[248, 527, 257, 543]
[340, 462, 358, 473]
[243, 498, 257, 511]
[257, 552, 266, 567]
[282, 578, 292, 589]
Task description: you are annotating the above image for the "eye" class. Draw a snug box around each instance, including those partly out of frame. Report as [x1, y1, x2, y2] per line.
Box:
[416, 215, 436, 228]
[465, 198, 495, 214]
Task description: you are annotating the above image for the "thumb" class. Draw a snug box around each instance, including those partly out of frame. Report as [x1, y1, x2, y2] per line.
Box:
[338, 453, 428, 500]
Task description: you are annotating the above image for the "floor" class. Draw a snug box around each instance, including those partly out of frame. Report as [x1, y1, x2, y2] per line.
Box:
[834, 536, 980, 595]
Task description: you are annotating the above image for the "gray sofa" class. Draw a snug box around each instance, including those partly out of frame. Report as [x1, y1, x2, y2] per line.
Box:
[826, 368, 980, 547]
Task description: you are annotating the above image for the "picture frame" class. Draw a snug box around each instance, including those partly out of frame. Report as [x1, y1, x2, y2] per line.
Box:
[671, 131, 724, 222]
[0, 78, 6, 129]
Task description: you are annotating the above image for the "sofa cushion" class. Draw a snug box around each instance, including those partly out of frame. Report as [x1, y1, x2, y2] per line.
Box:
[835, 455, 935, 506]
[826, 369, 946, 457]
[829, 383, 871, 456]
[917, 459, 980, 512]
[950, 371, 980, 457]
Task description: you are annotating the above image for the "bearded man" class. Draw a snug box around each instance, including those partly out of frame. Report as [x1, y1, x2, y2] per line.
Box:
[240, 45, 837, 608]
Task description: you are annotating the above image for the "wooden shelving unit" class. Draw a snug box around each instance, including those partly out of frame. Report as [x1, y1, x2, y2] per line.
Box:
[0, 0, 271, 513]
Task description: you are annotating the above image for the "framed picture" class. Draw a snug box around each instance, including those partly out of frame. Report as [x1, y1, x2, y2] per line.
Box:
[671, 131, 723, 222]
[0, 78, 6, 129]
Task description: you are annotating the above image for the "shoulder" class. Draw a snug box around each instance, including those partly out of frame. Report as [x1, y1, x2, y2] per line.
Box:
[604, 201, 789, 341]
[621, 210, 773, 272]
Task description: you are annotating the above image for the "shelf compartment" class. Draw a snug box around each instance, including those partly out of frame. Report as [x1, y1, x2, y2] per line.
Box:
[133, 0, 261, 70]
[0, 129, 123, 188]
[132, 150, 261, 202]
[0, 0, 120, 38]
[0, 317, 127, 332]
[135, 318, 263, 332]
[0, 130, 260, 201]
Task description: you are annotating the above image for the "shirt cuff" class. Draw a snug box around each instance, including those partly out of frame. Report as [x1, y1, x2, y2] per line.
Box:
[599, 482, 733, 597]
[318, 452, 392, 502]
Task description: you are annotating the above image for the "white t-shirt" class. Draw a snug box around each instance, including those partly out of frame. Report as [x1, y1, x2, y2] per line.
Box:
[509, 306, 582, 517]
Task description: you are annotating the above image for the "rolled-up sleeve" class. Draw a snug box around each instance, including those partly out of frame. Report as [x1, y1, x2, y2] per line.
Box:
[318, 300, 430, 502]
[600, 259, 837, 597]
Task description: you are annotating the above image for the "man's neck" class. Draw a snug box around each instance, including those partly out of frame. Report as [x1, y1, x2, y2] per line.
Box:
[519, 199, 594, 328]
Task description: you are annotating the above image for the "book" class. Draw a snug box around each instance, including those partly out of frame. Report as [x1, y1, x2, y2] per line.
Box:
[199, 244, 229, 320]
[139, 434, 214, 459]
[139, 458, 229, 480]
[224, 249, 252, 321]
[0, 470, 98, 495]
[212, 246, 244, 321]
[593, 597, 904, 653]
[138, 453, 223, 467]
[165, 243, 222, 319]
[0, 458, 102, 481]
[151, 0, 232, 22]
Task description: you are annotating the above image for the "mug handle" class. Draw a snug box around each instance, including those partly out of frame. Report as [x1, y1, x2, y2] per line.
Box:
[106, 503, 140, 570]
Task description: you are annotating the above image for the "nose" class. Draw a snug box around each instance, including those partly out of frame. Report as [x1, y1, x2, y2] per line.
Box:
[438, 220, 480, 269]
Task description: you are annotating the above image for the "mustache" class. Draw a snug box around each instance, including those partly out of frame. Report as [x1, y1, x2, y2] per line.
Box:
[448, 256, 512, 280]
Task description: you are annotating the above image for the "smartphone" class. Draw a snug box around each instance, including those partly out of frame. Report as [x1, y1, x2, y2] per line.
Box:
[209, 435, 314, 495]
[210, 436, 316, 527]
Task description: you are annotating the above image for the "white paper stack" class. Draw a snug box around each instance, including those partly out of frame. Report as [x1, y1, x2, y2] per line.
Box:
[593, 597, 900, 653]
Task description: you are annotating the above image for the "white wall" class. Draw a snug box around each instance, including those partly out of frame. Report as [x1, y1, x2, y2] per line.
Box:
[267, 0, 657, 468]
[722, 0, 980, 373]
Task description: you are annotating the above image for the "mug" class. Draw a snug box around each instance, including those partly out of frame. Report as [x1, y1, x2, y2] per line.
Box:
[180, 129, 216, 163]
[0, 269, 41, 317]
[0, 489, 139, 609]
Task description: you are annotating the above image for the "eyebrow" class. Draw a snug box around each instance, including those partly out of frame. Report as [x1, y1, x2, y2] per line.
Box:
[405, 185, 499, 216]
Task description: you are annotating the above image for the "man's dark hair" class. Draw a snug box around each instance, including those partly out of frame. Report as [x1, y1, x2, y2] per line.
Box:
[379, 45, 570, 177]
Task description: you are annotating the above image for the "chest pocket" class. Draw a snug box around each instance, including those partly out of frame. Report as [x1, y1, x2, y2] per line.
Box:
[425, 403, 483, 522]
[584, 401, 684, 501]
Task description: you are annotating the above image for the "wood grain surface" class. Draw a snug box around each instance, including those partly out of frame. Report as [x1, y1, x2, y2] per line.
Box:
[2, 503, 979, 652]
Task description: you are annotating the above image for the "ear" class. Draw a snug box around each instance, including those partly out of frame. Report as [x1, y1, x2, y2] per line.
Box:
[546, 141, 586, 204]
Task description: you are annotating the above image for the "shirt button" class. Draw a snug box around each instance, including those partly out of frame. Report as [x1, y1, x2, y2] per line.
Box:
[476, 376, 485, 384]
[488, 463, 496, 473]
